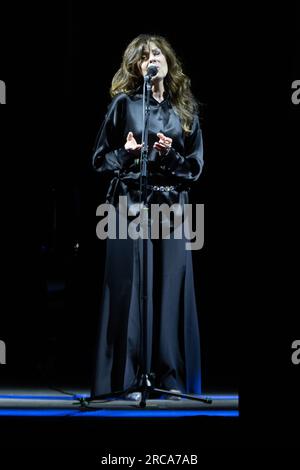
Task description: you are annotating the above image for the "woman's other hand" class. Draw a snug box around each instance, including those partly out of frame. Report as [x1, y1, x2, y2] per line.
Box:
[154, 132, 172, 156]
[124, 132, 143, 155]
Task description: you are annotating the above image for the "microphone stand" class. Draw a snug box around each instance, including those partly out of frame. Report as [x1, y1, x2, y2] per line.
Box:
[79, 75, 212, 409]
[136, 75, 156, 407]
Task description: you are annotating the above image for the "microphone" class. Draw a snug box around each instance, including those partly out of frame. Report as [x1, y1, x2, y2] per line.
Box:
[144, 64, 158, 81]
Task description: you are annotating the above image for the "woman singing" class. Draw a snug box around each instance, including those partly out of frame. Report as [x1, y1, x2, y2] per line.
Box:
[91, 34, 204, 401]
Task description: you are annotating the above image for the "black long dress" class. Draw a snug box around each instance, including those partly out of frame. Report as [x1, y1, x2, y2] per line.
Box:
[91, 89, 204, 397]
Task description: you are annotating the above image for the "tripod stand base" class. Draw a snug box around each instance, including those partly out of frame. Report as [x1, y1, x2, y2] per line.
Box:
[83, 375, 212, 409]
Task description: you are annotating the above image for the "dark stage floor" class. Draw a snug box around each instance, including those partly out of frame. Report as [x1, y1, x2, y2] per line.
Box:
[2, 386, 296, 449]
[0, 386, 241, 450]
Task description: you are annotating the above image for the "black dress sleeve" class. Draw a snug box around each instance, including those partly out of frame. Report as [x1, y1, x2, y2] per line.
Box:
[160, 115, 204, 182]
[92, 95, 135, 174]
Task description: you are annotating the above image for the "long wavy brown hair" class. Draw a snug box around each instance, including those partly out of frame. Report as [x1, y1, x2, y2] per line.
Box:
[110, 34, 199, 134]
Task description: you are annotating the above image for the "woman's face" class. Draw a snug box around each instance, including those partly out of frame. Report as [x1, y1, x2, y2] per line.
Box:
[139, 42, 168, 81]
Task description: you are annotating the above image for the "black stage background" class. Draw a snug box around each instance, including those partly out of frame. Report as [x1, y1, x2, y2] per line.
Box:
[1, 1, 299, 451]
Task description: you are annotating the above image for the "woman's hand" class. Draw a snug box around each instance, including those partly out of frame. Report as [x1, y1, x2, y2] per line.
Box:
[153, 132, 173, 156]
[124, 132, 142, 155]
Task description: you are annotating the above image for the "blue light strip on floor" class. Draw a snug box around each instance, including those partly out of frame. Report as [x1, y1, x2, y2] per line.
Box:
[0, 395, 80, 400]
[0, 409, 239, 417]
[0, 395, 76, 400]
[202, 395, 238, 400]
[0, 394, 238, 401]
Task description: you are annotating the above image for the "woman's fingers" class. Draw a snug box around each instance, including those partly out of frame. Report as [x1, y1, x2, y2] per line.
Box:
[156, 132, 172, 146]
[125, 132, 138, 150]
[125, 132, 143, 154]
[127, 131, 173, 154]
[154, 143, 167, 151]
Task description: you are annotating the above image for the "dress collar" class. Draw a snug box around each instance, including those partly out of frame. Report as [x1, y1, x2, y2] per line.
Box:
[132, 85, 171, 106]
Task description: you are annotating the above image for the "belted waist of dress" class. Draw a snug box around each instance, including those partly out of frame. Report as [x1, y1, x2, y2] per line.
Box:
[105, 173, 190, 203]
[124, 178, 190, 192]
[147, 184, 177, 192]
[131, 182, 190, 192]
